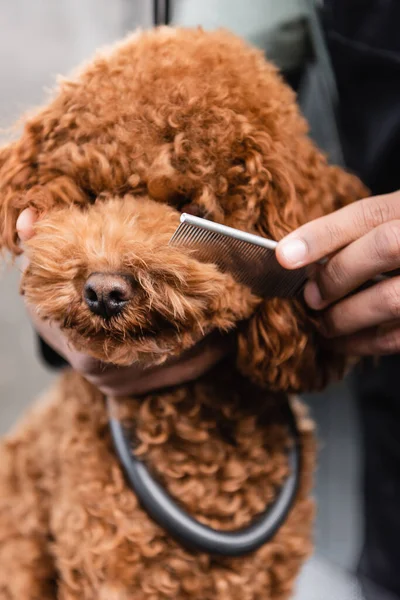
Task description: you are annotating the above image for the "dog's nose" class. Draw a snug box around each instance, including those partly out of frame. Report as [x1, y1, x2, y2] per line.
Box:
[83, 273, 134, 319]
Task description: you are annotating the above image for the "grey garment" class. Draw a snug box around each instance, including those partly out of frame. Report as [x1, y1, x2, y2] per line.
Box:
[170, 0, 308, 71]
[298, 0, 344, 166]
[295, 555, 400, 600]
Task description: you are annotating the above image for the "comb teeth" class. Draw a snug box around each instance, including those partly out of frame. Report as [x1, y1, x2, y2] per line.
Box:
[169, 214, 307, 298]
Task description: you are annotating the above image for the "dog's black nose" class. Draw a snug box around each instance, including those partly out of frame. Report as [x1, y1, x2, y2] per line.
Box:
[83, 273, 134, 319]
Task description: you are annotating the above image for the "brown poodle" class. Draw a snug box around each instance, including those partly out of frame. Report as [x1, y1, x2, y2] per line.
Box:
[0, 27, 366, 599]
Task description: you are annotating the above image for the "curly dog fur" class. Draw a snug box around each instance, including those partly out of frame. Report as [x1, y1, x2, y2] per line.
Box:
[0, 27, 366, 599]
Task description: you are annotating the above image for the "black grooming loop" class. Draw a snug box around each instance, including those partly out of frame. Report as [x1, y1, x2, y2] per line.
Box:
[107, 395, 301, 556]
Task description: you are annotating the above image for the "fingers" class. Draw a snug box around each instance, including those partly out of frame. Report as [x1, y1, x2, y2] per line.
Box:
[331, 321, 400, 356]
[16, 208, 38, 242]
[318, 275, 400, 338]
[304, 219, 400, 309]
[276, 191, 400, 268]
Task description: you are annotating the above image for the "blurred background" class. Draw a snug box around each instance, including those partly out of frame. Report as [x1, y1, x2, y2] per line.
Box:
[0, 1, 365, 597]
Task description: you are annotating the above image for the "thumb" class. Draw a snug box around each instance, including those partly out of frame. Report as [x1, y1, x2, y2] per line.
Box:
[16, 207, 38, 242]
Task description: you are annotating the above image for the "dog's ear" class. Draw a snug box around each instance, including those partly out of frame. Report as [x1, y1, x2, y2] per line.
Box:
[0, 113, 51, 256]
[236, 117, 367, 393]
[0, 139, 32, 256]
[0, 121, 88, 257]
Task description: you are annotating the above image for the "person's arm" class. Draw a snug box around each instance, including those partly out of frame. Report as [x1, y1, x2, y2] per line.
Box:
[276, 190, 400, 355]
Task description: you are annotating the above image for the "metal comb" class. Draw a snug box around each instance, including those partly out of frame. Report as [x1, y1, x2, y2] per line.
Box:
[169, 214, 307, 298]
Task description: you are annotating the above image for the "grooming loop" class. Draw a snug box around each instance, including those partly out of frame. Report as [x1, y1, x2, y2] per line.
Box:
[107, 395, 301, 556]
[169, 214, 308, 298]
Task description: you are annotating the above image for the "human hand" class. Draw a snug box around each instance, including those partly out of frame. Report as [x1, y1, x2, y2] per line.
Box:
[276, 191, 400, 355]
[17, 208, 232, 396]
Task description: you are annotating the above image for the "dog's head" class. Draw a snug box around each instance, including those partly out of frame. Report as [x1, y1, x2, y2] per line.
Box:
[0, 28, 366, 391]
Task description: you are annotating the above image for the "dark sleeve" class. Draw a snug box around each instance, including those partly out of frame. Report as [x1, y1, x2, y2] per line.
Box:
[322, 0, 400, 194]
[37, 335, 68, 369]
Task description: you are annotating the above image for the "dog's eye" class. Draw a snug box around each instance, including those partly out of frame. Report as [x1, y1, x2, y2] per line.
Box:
[81, 188, 98, 204]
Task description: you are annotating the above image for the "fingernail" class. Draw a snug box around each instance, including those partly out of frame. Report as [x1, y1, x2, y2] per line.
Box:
[304, 280, 323, 309]
[279, 238, 308, 267]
